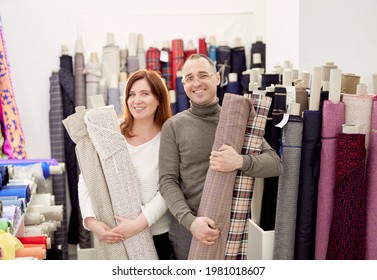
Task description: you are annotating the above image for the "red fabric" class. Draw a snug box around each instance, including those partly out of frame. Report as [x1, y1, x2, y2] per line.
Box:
[171, 39, 184, 91]
[198, 37, 208, 56]
[146, 47, 161, 72]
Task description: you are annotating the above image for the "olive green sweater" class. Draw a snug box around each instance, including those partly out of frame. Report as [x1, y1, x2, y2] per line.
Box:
[159, 100, 283, 231]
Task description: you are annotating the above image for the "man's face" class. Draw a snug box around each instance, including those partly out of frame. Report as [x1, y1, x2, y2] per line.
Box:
[182, 58, 220, 106]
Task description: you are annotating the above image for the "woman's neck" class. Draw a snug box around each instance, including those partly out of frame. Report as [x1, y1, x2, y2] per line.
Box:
[126, 119, 160, 146]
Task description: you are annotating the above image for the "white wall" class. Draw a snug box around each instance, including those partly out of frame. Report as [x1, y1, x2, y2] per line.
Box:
[1, 0, 264, 158]
[299, 0, 377, 91]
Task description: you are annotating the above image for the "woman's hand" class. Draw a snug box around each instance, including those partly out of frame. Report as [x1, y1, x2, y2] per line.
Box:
[112, 214, 148, 239]
[85, 217, 124, 244]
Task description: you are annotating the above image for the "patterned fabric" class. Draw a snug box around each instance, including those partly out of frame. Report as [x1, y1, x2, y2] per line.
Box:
[188, 94, 254, 260]
[62, 106, 129, 260]
[198, 37, 208, 56]
[224, 94, 271, 260]
[326, 133, 366, 260]
[84, 106, 158, 260]
[161, 47, 172, 90]
[171, 39, 184, 91]
[184, 49, 197, 61]
[365, 96, 377, 259]
[315, 100, 345, 260]
[146, 47, 161, 72]
[273, 115, 303, 260]
[0, 17, 27, 159]
[49, 71, 68, 259]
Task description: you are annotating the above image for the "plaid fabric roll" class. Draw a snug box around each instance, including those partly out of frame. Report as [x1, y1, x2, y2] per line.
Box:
[198, 37, 208, 56]
[146, 47, 161, 72]
[62, 106, 129, 260]
[224, 94, 271, 260]
[171, 39, 184, 91]
[161, 47, 172, 90]
[188, 93, 254, 260]
[84, 106, 158, 260]
[184, 49, 197, 61]
[0, 17, 27, 159]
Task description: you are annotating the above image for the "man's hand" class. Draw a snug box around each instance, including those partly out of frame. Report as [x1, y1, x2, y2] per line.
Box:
[190, 217, 220, 246]
[85, 217, 124, 244]
[209, 144, 243, 172]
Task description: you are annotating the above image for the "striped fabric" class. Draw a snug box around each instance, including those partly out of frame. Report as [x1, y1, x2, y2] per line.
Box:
[62, 106, 129, 260]
[224, 94, 271, 260]
[49, 71, 68, 259]
[0, 17, 27, 159]
[84, 106, 158, 260]
[146, 47, 161, 72]
[188, 93, 254, 260]
[171, 39, 184, 91]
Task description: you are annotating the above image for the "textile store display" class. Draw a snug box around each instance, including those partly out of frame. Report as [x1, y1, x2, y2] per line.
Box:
[137, 34, 146, 70]
[225, 93, 271, 260]
[366, 95, 377, 259]
[315, 100, 345, 259]
[0, 16, 27, 159]
[171, 39, 184, 91]
[84, 105, 158, 259]
[216, 45, 232, 105]
[261, 73, 280, 90]
[74, 40, 86, 107]
[62, 106, 128, 260]
[161, 42, 173, 90]
[102, 33, 120, 90]
[146, 46, 161, 72]
[231, 46, 247, 83]
[59, 53, 80, 246]
[225, 73, 241, 95]
[85, 52, 102, 109]
[0, 229, 24, 260]
[273, 115, 303, 260]
[260, 85, 286, 231]
[326, 133, 366, 260]
[188, 93, 254, 260]
[107, 75, 122, 116]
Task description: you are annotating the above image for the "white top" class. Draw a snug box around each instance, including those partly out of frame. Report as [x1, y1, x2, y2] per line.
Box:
[78, 132, 171, 236]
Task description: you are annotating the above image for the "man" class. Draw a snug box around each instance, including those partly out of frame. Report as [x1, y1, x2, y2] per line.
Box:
[159, 54, 283, 260]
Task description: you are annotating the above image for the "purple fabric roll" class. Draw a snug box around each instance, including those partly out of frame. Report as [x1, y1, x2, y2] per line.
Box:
[366, 95, 377, 259]
[315, 100, 345, 259]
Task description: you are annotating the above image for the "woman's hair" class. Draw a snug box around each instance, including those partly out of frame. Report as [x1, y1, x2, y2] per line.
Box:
[120, 69, 172, 137]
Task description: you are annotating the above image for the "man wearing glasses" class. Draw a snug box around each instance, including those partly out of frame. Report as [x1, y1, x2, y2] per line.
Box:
[159, 54, 282, 260]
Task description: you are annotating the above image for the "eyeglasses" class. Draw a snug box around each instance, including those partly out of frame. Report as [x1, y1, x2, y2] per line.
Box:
[182, 73, 216, 86]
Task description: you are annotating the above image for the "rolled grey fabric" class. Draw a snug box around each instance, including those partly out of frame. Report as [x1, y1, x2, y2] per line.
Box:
[273, 115, 303, 259]
[62, 106, 128, 260]
[84, 106, 158, 260]
[75, 52, 86, 107]
[85, 60, 102, 109]
[102, 45, 120, 90]
[188, 94, 254, 260]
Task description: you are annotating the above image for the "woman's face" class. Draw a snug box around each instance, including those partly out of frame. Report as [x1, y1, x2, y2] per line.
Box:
[127, 78, 159, 121]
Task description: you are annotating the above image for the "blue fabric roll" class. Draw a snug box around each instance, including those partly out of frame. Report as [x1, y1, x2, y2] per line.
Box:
[108, 88, 122, 115]
[0, 184, 30, 203]
[175, 77, 189, 112]
[225, 81, 241, 95]
[209, 45, 217, 62]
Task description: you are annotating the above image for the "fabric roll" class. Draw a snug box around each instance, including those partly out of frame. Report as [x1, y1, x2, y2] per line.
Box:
[260, 86, 286, 231]
[84, 106, 158, 260]
[2, 199, 24, 214]
[107, 87, 122, 116]
[175, 76, 189, 112]
[59, 54, 80, 245]
[240, 72, 250, 94]
[171, 39, 184, 91]
[261, 74, 280, 90]
[295, 110, 322, 260]
[326, 133, 366, 260]
[216, 45, 232, 66]
[188, 94, 254, 260]
[102, 44, 120, 90]
[198, 37, 208, 56]
[0, 17, 27, 159]
[342, 94, 374, 149]
[184, 49, 197, 61]
[27, 205, 63, 221]
[49, 71, 68, 259]
[250, 40, 266, 70]
[315, 100, 345, 259]
[24, 212, 45, 226]
[341, 73, 360, 94]
[225, 81, 241, 95]
[127, 56, 139, 75]
[295, 86, 308, 116]
[62, 106, 128, 260]
[146, 47, 161, 72]
[231, 47, 247, 82]
[15, 246, 46, 260]
[366, 96, 377, 259]
[273, 115, 303, 260]
[85, 59, 102, 109]
[208, 44, 217, 62]
[0, 184, 30, 203]
[225, 93, 271, 260]
[137, 48, 146, 70]
[74, 52, 86, 107]
[161, 47, 173, 90]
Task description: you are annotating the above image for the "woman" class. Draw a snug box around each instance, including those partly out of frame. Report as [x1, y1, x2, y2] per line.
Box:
[78, 69, 173, 259]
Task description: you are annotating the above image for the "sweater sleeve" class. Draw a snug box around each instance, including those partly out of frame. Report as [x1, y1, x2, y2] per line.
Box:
[141, 191, 168, 227]
[240, 138, 283, 178]
[159, 119, 196, 230]
[78, 173, 96, 230]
